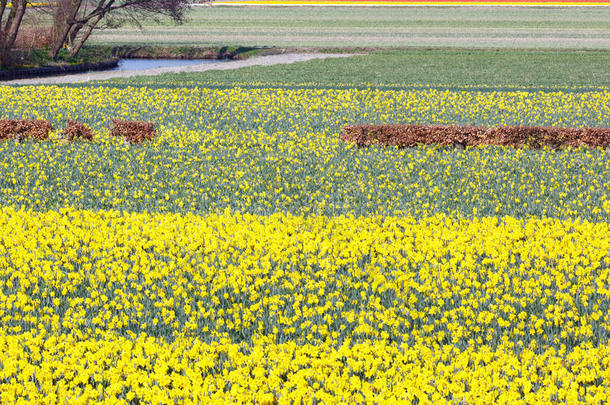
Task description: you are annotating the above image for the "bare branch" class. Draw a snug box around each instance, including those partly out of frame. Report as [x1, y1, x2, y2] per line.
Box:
[48, 0, 190, 59]
[0, 0, 8, 30]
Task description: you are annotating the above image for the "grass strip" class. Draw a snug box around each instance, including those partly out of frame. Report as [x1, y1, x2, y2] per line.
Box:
[103, 49, 610, 89]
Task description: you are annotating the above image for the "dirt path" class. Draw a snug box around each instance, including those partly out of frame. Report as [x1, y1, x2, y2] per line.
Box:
[4, 53, 358, 85]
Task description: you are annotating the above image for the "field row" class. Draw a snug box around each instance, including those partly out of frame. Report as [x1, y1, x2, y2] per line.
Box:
[0, 208, 609, 402]
[89, 7, 610, 49]
[0, 86, 608, 219]
[2, 333, 608, 403]
[1, 139, 610, 218]
[103, 49, 610, 90]
[2, 86, 610, 136]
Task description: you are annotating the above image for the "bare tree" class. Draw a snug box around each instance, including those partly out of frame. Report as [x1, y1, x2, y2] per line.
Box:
[0, 0, 28, 67]
[50, 0, 190, 59]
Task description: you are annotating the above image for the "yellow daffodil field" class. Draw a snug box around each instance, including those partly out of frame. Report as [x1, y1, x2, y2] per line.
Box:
[1, 83, 610, 403]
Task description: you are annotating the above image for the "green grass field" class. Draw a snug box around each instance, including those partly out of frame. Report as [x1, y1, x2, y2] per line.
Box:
[92, 6, 610, 89]
[89, 6, 610, 49]
[105, 48, 610, 89]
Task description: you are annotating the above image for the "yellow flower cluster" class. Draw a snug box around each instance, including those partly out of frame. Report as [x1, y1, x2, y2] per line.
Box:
[2, 332, 609, 404]
[0, 103, 609, 218]
[1, 82, 609, 402]
[0, 85, 609, 139]
[1, 207, 609, 402]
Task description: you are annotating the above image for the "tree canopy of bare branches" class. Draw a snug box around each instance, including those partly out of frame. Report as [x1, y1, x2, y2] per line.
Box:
[0, 0, 28, 66]
[50, 0, 190, 59]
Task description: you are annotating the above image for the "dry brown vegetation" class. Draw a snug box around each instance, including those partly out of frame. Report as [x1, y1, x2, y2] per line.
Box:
[63, 120, 94, 141]
[341, 125, 610, 149]
[110, 120, 157, 144]
[0, 119, 160, 144]
[14, 27, 54, 51]
[0, 119, 53, 141]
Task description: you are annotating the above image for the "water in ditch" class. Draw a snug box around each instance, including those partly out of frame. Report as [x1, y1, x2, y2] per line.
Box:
[113, 59, 225, 71]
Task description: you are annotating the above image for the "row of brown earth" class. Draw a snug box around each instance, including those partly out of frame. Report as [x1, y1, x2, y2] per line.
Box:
[0, 119, 156, 143]
[341, 125, 610, 149]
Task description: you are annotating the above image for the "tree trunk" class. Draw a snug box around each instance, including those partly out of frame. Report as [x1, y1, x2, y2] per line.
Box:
[0, 0, 8, 28]
[66, 21, 84, 49]
[0, 0, 27, 67]
[69, 15, 102, 57]
[4, 2, 26, 47]
[0, 0, 6, 66]
[49, 0, 83, 59]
